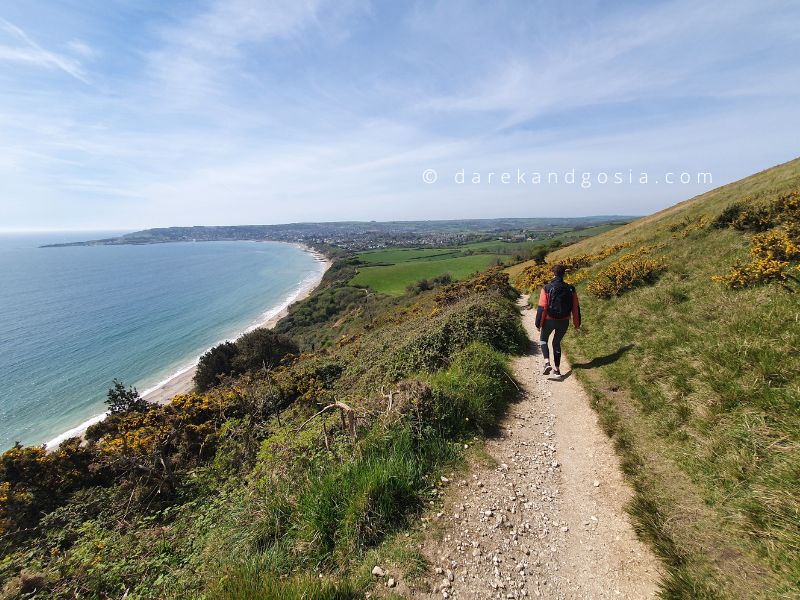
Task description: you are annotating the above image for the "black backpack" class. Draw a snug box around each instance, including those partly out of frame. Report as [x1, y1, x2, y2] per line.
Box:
[546, 280, 574, 319]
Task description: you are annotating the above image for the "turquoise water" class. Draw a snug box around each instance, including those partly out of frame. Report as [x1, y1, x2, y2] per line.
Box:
[0, 234, 323, 449]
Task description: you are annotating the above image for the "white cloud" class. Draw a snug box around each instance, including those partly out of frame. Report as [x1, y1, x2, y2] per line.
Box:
[0, 1, 798, 230]
[0, 18, 87, 83]
[143, 0, 341, 110]
[66, 39, 94, 59]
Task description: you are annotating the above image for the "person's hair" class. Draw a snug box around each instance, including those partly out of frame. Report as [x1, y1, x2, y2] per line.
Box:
[551, 264, 566, 277]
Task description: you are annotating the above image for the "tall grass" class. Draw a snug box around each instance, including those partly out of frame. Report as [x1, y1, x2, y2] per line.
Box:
[203, 342, 518, 598]
[209, 570, 359, 600]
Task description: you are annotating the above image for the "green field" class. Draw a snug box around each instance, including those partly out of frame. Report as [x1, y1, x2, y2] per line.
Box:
[457, 239, 542, 253]
[555, 222, 629, 241]
[351, 227, 631, 296]
[351, 253, 505, 295]
[356, 247, 462, 264]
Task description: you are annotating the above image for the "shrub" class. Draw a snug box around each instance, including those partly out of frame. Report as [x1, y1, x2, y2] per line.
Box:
[712, 202, 745, 229]
[587, 247, 667, 298]
[233, 328, 298, 373]
[713, 202, 774, 232]
[513, 242, 631, 292]
[195, 342, 239, 392]
[0, 441, 96, 539]
[105, 379, 152, 414]
[431, 270, 519, 307]
[406, 273, 452, 295]
[194, 330, 298, 392]
[712, 226, 800, 288]
[389, 296, 526, 378]
[713, 190, 800, 232]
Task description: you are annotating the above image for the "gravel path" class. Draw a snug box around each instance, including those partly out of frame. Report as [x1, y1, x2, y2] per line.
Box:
[403, 296, 661, 599]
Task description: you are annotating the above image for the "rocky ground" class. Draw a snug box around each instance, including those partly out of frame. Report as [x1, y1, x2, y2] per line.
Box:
[381, 296, 661, 599]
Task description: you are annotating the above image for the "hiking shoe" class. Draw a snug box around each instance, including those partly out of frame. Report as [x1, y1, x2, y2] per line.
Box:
[543, 363, 552, 375]
[553, 367, 561, 377]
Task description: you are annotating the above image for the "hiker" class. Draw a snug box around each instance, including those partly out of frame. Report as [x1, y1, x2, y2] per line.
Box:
[535, 264, 581, 376]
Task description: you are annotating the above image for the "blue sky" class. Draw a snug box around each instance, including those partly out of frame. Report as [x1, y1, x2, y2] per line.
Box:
[0, 0, 798, 230]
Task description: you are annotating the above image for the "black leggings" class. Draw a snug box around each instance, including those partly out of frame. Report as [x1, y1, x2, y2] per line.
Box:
[539, 319, 569, 367]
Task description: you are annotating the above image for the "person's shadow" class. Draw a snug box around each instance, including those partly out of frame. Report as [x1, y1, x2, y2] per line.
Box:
[571, 343, 634, 369]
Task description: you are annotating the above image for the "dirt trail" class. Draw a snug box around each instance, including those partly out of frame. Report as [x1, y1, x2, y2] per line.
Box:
[405, 296, 660, 599]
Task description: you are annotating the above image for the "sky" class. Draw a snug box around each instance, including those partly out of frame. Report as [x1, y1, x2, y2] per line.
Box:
[0, 0, 798, 231]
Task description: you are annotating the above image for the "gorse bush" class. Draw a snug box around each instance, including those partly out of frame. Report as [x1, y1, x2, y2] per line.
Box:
[712, 227, 800, 288]
[712, 190, 799, 232]
[388, 296, 526, 379]
[513, 242, 631, 292]
[586, 246, 667, 298]
[712, 190, 800, 289]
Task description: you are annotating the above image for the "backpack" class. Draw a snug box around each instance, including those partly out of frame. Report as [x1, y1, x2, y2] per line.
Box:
[546, 280, 574, 319]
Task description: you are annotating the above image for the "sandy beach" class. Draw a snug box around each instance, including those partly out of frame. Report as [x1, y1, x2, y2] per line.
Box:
[141, 245, 330, 405]
[44, 245, 331, 449]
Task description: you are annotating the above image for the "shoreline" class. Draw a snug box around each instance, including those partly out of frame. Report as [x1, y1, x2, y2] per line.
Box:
[44, 244, 331, 450]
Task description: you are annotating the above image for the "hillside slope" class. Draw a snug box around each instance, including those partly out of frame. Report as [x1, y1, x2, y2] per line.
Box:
[513, 157, 800, 598]
[0, 268, 530, 598]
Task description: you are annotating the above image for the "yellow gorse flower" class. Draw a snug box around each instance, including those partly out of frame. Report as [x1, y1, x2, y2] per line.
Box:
[513, 242, 631, 291]
[713, 212, 800, 289]
[586, 246, 667, 298]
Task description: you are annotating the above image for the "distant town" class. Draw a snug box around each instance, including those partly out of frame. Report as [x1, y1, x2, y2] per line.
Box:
[43, 216, 633, 252]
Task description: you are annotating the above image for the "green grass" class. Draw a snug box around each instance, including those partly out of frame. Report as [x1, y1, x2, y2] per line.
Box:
[535, 157, 800, 598]
[190, 343, 518, 599]
[557, 222, 630, 241]
[351, 253, 506, 295]
[208, 572, 360, 600]
[356, 248, 462, 264]
[457, 239, 541, 253]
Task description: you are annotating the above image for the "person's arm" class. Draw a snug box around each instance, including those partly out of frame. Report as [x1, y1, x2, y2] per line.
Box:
[535, 288, 547, 329]
[572, 290, 581, 328]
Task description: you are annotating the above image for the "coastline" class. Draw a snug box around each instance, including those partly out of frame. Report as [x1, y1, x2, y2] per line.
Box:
[44, 244, 331, 450]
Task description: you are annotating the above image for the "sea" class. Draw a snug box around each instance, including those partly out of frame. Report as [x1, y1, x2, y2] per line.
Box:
[0, 232, 325, 450]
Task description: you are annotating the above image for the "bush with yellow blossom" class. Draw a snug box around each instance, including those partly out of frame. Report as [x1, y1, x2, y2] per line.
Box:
[513, 242, 631, 292]
[712, 190, 800, 288]
[586, 246, 667, 298]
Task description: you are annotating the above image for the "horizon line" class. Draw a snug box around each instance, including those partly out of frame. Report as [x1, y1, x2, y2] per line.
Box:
[0, 214, 641, 234]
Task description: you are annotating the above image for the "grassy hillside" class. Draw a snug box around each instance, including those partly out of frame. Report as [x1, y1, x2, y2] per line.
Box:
[0, 268, 527, 599]
[513, 157, 800, 598]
